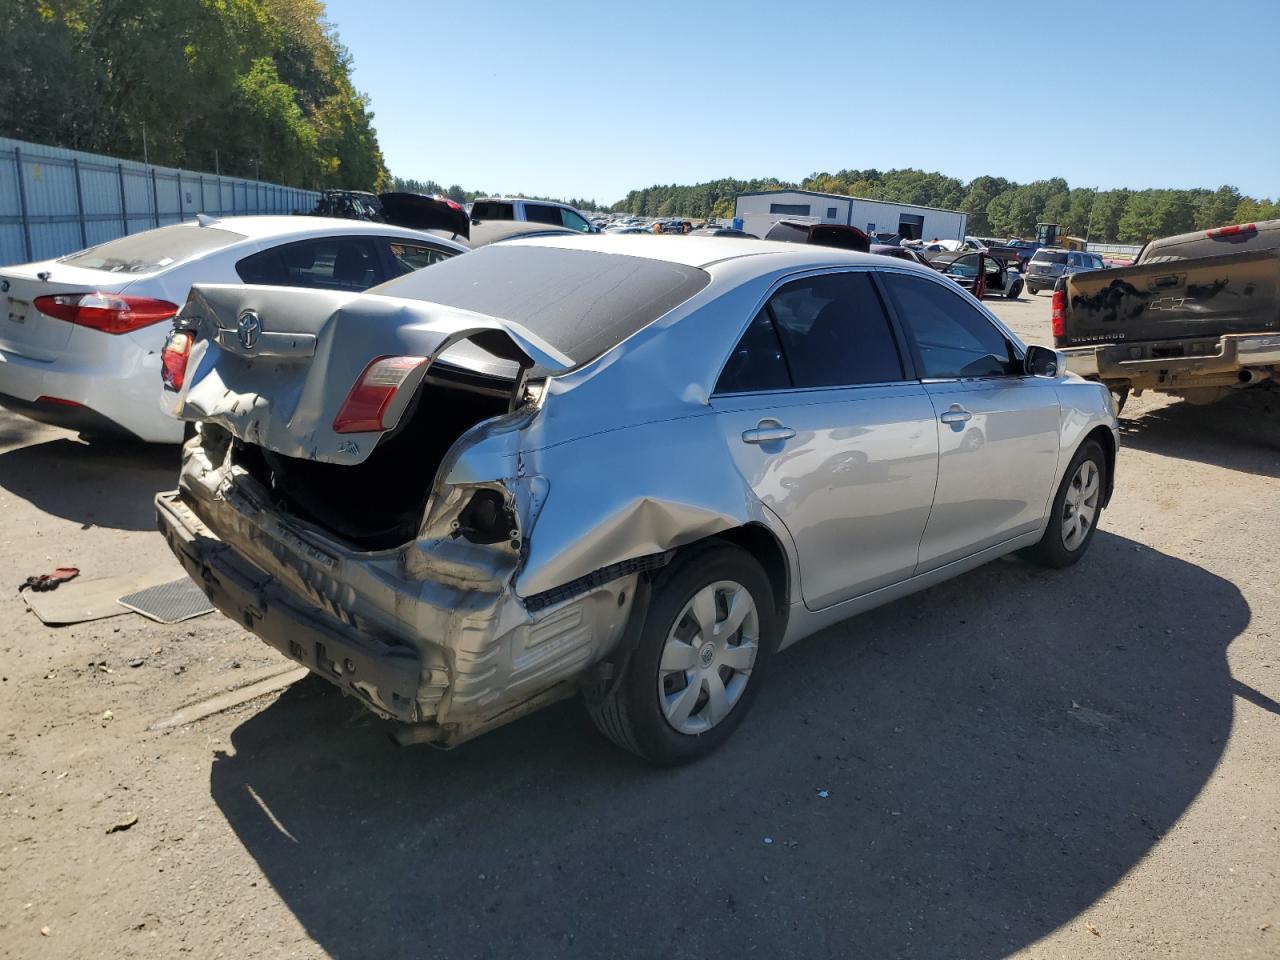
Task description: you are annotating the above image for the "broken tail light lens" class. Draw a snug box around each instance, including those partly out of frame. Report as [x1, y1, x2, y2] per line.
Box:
[34, 293, 179, 335]
[1051, 289, 1066, 340]
[1205, 223, 1256, 239]
[161, 330, 195, 392]
[332, 356, 428, 434]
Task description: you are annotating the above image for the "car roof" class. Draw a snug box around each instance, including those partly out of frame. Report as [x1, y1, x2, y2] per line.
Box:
[495, 232, 936, 274]
[172, 215, 469, 249]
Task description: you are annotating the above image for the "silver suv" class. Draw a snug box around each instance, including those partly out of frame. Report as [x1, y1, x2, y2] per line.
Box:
[468, 197, 593, 232]
[1026, 248, 1105, 295]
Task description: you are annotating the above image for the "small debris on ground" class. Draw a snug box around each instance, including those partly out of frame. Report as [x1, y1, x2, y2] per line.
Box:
[1086, 923, 1100, 937]
[763, 837, 773, 845]
[101, 710, 113, 721]
[106, 814, 138, 834]
[41, 925, 50, 936]
[816, 789, 829, 799]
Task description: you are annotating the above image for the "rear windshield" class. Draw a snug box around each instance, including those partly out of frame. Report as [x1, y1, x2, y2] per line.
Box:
[1032, 251, 1068, 264]
[60, 223, 246, 274]
[372, 245, 710, 367]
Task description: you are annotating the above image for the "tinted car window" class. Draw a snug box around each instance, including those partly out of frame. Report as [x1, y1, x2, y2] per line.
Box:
[470, 201, 515, 220]
[371, 246, 709, 369]
[882, 274, 1016, 379]
[1033, 251, 1069, 265]
[715, 309, 791, 394]
[943, 254, 981, 279]
[61, 224, 246, 274]
[235, 237, 385, 291]
[524, 204, 563, 226]
[383, 238, 455, 277]
[766, 272, 904, 387]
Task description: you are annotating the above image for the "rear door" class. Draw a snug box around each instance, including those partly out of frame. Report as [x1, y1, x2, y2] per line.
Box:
[880, 272, 1060, 570]
[712, 270, 939, 609]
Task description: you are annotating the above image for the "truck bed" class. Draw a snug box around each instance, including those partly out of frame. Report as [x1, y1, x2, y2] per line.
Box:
[1057, 249, 1280, 347]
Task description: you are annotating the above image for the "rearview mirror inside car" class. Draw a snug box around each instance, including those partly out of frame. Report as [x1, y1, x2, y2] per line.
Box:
[1024, 344, 1059, 378]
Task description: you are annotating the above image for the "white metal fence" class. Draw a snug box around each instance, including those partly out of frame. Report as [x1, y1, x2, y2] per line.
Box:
[0, 137, 320, 266]
[1086, 241, 1144, 258]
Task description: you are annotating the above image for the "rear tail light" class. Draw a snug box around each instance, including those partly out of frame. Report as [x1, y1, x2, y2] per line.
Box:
[332, 355, 428, 434]
[34, 293, 179, 335]
[161, 330, 195, 392]
[1051, 289, 1066, 339]
[1206, 223, 1257, 238]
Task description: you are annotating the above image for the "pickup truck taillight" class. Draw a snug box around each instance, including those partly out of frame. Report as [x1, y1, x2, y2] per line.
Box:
[333, 355, 428, 433]
[1051, 289, 1066, 339]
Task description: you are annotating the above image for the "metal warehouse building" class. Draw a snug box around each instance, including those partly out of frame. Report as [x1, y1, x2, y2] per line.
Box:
[735, 189, 967, 243]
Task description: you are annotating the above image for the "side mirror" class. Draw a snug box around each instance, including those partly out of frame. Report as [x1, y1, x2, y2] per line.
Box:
[1024, 344, 1059, 378]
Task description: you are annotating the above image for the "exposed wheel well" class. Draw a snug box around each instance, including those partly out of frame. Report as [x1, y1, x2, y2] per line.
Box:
[704, 524, 791, 624]
[1082, 425, 1117, 507]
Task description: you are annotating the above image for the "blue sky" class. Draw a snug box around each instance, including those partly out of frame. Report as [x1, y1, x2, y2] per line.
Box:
[325, 0, 1278, 203]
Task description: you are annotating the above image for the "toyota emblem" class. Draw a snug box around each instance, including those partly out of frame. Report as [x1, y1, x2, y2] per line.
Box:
[236, 310, 262, 350]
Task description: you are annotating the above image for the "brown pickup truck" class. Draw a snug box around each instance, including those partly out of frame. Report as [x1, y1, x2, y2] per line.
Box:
[1054, 219, 1280, 407]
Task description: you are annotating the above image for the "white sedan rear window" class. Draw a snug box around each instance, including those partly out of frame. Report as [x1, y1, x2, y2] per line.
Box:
[60, 224, 246, 274]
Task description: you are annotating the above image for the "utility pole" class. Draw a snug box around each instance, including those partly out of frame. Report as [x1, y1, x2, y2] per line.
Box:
[142, 122, 149, 166]
[1085, 186, 1099, 243]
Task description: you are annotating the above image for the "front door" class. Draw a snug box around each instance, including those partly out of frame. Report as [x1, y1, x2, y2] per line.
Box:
[712, 271, 939, 609]
[879, 271, 1061, 571]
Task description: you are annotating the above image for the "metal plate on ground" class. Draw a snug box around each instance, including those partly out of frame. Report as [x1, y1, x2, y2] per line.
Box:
[118, 578, 214, 624]
[22, 575, 157, 625]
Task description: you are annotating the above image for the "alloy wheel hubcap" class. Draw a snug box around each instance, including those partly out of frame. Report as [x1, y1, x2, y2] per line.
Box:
[657, 580, 759, 735]
[1061, 459, 1100, 551]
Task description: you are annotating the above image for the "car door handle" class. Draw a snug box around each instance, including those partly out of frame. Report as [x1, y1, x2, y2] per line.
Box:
[939, 405, 972, 424]
[741, 421, 796, 444]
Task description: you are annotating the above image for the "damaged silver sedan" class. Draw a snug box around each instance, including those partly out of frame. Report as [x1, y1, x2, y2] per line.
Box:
[156, 235, 1119, 763]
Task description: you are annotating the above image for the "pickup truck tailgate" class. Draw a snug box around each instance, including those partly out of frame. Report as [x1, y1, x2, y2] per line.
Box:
[1059, 249, 1280, 346]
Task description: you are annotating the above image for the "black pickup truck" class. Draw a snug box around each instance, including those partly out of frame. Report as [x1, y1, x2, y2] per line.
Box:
[1055, 219, 1280, 407]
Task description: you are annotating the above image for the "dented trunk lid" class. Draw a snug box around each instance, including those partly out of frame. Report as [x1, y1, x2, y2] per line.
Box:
[170, 283, 572, 464]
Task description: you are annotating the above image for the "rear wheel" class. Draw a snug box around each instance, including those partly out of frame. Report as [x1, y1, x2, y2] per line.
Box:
[587, 542, 778, 764]
[1008, 280, 1023, 299]
[1021, 439, 1106, 568]
[1027, 286, 1039, 296]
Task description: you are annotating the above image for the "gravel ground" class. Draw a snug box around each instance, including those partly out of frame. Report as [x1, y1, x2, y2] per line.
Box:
[0, 293, 1276, 959]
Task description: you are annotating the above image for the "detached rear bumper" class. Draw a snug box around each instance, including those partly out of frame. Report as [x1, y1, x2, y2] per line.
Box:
[156, 490, 423, 721]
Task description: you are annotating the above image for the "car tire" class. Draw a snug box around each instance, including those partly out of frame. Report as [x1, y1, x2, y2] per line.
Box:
[587, 542, 779, 764]
[1027, 286, 1039, 296]
[1021, 438, 1106, 569]
[1008, 280, 1023, 299]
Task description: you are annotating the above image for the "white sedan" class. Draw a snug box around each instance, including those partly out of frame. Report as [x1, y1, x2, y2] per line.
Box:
[0, 216, 466, 442]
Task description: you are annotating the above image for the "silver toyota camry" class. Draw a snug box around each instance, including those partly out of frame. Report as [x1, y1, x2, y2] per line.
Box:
[156, 235, 1119, 764]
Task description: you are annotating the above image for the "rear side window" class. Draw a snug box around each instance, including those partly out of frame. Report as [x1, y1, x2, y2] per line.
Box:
[60, 223, 246, 274]
[715, 309, 790, 394]
[236, 237, 386, 291]
[559, 208, 592, 232]
[471, 201, 515, 221]
[383, 239, 455, 277]
[716, 272, 904, 392]
[882, 274, 1016, 379]
[524, 204, 561, 225]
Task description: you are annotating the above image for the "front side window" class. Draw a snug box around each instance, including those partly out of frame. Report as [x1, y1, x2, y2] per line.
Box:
[717, 272, 904, 392]
[236, 237, 385, 292]
[943, 254, 981, 280]
[559, 209, 592, 232]
[383, 239, 455, 277]
[881, 273, 1017, 380]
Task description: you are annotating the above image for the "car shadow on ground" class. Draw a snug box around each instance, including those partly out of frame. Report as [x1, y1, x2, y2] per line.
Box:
[0, 435, 178, 530]
[1120, 387, 1280, 478]
[209, 531, 1248, 959]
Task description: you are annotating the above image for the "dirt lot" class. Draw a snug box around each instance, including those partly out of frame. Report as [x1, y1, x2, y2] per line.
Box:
[1, 294, 1277, 960]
